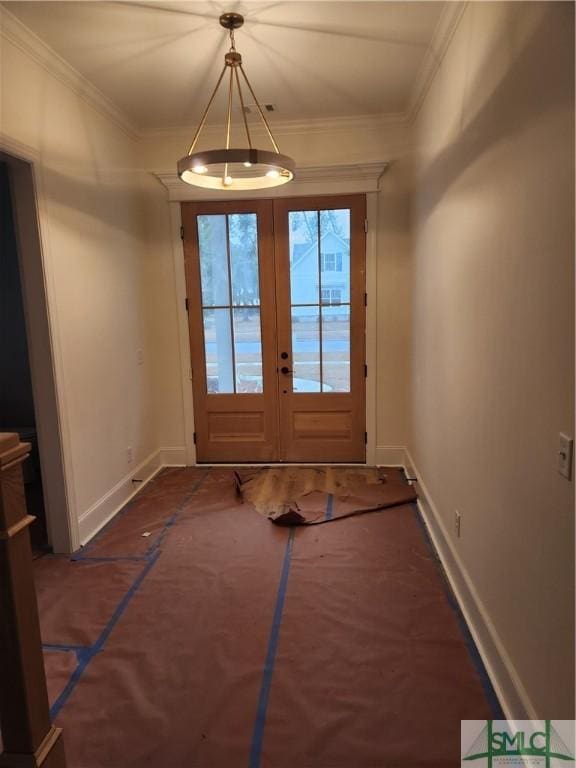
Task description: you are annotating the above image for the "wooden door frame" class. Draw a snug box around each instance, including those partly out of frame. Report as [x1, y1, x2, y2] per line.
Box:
[169, 190, 379, 466]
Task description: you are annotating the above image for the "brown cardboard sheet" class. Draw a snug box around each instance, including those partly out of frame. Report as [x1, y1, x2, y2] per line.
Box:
[237, 466, 418, 524]
[34, 467, 497, 768]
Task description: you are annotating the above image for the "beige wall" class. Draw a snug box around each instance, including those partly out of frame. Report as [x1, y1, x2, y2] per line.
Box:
[410, 2, 574, 716]
[0, 15, 176, 547]
[139, 119, 414, 456]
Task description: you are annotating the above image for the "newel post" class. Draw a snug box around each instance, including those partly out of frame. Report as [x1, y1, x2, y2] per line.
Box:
[0, 433, 66, 767]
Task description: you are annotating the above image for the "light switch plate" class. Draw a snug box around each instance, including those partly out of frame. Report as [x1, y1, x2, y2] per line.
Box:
[558, 433, 573, 480]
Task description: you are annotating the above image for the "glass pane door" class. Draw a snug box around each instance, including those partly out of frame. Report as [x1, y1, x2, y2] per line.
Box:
[288, 209, 351, 393]
[198, 213, 263, 394]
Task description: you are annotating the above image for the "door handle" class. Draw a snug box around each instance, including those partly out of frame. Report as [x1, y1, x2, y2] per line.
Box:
[280, 366, 292, 375]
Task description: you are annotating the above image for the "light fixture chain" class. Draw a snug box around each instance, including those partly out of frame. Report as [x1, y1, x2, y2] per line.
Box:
[238, 65, 281, 153]
[234, 66, 253, 150]
[225, 66, 234, 150]
[187, 63, 228, 156]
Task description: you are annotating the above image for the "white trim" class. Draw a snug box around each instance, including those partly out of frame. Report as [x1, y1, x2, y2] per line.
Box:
[142, 112, 406, 140]
[155, 163, 389, 202]
[169, 202, 197, 467]
[0, 6, 138, 139]
[160, 446, 187, 466]
[77, 446, 187, 546]
[0, 136, 80, 553]
[172, 186, 382, 467]
[407, 2, 468, 124]
[375, 446, 407, 466]
[404, 449, 538, 720]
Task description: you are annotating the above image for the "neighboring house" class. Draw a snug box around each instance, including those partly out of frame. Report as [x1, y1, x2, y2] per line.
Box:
[290, 231, 350, 318]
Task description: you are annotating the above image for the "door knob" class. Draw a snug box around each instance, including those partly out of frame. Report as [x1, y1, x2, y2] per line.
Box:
[280, 366, 292, 375]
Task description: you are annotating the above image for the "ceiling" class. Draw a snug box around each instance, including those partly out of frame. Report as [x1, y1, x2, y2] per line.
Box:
[3, 1, 445, 133]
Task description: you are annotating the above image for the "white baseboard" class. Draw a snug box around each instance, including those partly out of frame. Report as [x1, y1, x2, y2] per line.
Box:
[160, 445, 187, 466]
[77, 446, 188, 547]
[375, 445, 407, 466]
[404, 449, 537, 720]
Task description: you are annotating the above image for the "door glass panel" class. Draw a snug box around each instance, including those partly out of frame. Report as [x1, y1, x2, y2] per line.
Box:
[320, 209, 351, 304]
[321, 305, 350, 392]
[291, 307, 321, 392]
[198, 213, 263, 394]
[289, 211, 319, 305]
[288, 208, 351, 393]
[229, 213, 260, 306]
[233, 307, 263, 393]
[203, 308, 234, 393]
[198, 215, 229, 306]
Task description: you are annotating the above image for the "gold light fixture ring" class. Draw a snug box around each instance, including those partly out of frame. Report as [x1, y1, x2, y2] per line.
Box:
[177, 11, 295, 191]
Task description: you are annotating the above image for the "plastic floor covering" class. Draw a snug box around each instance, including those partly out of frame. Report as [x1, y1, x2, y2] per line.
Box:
[34, 467, 501, 768]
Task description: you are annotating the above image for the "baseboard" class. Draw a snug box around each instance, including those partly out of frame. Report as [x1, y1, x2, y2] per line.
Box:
[375, 445, 407, 466]
[77, 446, 188, 547]
[160, 446, 187, 466]
[404, 449, 537, 720]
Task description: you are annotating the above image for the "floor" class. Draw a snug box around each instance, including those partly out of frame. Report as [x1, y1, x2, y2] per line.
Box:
[34, 467, 500, 768]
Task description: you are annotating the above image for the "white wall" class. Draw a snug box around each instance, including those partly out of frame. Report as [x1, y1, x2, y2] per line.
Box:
[410, 2, 574, 717]
[0, 11, 175, 548]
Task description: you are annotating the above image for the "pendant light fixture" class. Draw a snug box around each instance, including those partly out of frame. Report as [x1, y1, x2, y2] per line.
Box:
[178, 12, 295, 191]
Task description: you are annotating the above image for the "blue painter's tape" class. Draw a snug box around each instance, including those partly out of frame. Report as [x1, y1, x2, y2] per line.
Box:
[49, 470, 210, 720]
[75, 469, 210, 562]
[249, 528, 295, 768]
[70, 555, 147, 564]
[325, 494, 334, 521]
[49, 550, 161, 720]
[43, 643, 88, 653]
[410, 504, 503, 718]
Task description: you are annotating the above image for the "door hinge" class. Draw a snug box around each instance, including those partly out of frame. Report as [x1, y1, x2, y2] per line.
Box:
[364, 364, 368, 378]
[185, 297, 189, 312]
[365, 431, 368, 445]
[364, 292, 368, 307]
[193, 432, 197, 445]
[180, 225, 185, 241]
[364, 218, 368, 234]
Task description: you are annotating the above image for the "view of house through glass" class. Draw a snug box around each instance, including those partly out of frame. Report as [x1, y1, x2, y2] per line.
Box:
[289, 209, 351, 392]
[198, 213, 263, 393]
[197, 207, 352, 396]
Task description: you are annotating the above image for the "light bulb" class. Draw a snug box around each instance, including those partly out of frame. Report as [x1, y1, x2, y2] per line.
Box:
[243, 161, 252, 168]
[193, 165, 208, 174]
[223, 175, 233, 186]
[266, 169, 280, 178]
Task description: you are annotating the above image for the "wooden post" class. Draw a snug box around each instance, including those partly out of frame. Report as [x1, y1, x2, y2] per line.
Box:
[0, 433, 66, 768]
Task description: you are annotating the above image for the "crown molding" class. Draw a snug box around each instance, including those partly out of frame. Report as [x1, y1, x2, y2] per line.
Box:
[407, 1, 468, 124]
[154, 161, 389, 202]
[0, 6, 139, 140]
[140, 112, 408, 141]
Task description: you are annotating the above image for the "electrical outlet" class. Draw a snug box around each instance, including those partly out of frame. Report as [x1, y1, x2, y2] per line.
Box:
[137, 349, 144, 365]
[455, 510, 462, 538]
[558, 433, 573, 480]
[126, 446, 133, 464]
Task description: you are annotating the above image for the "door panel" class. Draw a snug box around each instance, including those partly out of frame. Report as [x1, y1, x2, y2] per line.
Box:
[182, 200, 279, 462]
[182, 194, 366, 463]
[273, 196, 366, 462]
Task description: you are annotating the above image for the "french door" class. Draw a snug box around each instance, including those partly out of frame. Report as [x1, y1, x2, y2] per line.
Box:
[181, 195, 366, 463]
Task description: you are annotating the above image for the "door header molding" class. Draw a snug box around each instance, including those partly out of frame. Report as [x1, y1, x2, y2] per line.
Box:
[155, 162, 388, 202]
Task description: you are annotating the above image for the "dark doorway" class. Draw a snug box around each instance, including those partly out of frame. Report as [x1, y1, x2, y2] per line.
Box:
[0, 161, 48, 552]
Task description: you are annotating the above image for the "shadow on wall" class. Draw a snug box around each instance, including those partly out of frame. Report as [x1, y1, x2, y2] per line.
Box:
[416, 3, 574, 219]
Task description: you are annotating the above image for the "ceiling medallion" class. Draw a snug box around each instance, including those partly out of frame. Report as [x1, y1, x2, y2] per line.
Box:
[177, 12, 295, 191]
